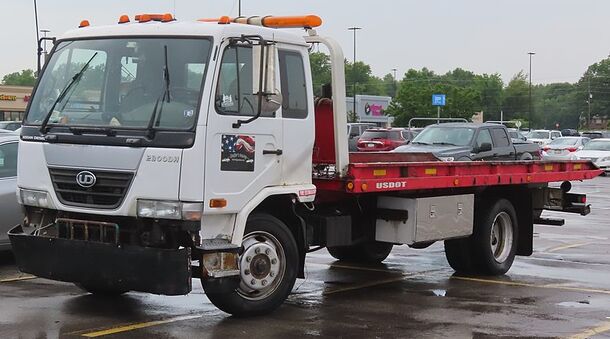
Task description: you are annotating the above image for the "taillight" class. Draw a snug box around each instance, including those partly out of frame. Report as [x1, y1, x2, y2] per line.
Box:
[543, 146, 550, 151]
[581, 196, 587, 203]
[567, 147, 577, 152]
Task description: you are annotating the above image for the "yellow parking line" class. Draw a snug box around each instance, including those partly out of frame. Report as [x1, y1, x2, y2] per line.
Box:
[0, 275, 36, 283]
[546, 242, 592, 253]
[567, 320, 610, 339]
[452, 276, 610, 296]
[306, 261, 404, 274]
[80, 314, 204, 337]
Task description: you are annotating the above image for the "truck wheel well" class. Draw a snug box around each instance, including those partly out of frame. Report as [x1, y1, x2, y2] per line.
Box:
[476, 186, 533, 256]
[252, 194, 307, 278]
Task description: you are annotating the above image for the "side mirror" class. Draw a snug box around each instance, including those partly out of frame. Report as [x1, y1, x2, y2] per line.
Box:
[252, 44, 281, 114]
[477, 142, 492, 153]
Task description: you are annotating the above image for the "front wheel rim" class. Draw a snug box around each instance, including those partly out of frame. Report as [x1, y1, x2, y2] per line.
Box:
[237, 231, 286, 301]
[490, 211, 514, 263]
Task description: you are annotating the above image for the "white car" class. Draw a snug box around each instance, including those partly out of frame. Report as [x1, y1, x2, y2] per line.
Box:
[527, 130, 562, 146]
[573, 138, 610, 174]
[541, 137, 590, 160]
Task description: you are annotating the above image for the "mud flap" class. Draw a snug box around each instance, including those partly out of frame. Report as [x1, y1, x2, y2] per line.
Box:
[8, 225, 192, 295]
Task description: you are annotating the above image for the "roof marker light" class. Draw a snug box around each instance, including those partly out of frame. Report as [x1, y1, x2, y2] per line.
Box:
[79, 20, 90, 28]
[118, 15, 130, 24]
[136, 13, 174, 23]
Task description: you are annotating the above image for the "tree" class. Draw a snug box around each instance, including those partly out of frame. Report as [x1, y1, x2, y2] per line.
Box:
[502, 71, 530, 123]
[1, 69, 37, 86]
[309, 52, 331, 96]
[576, 58, 610, 127]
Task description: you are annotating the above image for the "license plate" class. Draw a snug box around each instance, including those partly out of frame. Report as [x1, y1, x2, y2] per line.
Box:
[554, 150, 563, 154]
[367, 143, 375, 148]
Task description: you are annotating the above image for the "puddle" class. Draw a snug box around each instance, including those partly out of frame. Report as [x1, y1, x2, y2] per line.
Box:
[431, 289, 446, 297]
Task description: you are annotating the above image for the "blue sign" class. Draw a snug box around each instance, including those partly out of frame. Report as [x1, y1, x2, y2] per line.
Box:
[432, 94, 446, 106]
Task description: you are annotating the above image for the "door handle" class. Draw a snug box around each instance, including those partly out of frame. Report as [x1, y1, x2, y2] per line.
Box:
[263, 149, 283, 155]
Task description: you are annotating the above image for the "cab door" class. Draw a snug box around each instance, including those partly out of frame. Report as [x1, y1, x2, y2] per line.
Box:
[204, 43, 283, 213]
[490, 128, 515, 160]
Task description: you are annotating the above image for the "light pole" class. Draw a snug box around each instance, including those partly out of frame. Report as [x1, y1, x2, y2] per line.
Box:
[528, 52, 535, 129]
[34, 0, 41, 74]
[238, 0, 242, 16]
[348, 27, 362, 121]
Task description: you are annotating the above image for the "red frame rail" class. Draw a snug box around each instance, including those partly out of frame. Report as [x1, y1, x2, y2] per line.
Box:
[314, 157, 602, 194]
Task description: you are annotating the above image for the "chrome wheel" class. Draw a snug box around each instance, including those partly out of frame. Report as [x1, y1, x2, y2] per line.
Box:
[237, 231, 286, 301]
[490, 211, 514, 263]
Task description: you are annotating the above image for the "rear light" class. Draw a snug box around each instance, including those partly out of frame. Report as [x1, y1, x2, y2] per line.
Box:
[581, 196, 587, 203]
[543, 146, 550, 151]
[567, 147, 577, 152]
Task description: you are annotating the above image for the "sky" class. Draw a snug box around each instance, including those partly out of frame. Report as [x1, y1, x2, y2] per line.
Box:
[1, 0, 609, 85]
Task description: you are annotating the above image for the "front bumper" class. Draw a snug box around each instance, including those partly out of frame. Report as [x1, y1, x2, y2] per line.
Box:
[8, 225, 192, 295]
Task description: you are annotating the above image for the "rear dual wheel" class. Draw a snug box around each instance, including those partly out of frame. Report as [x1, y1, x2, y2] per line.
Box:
[444, 198, 519, 275]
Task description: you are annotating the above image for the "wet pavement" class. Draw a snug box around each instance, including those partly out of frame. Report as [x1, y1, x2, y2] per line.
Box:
[1, 178, 610, 338]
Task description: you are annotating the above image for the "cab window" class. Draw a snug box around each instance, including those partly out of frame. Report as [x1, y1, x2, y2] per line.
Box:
[279, 50, 308, 119]
[491, 128, 510, 147]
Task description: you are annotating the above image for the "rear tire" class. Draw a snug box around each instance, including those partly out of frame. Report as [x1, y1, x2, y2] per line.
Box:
[202, 214, 298, 316]
[327, 241, 393, 263]
[444, 198, 519, 275]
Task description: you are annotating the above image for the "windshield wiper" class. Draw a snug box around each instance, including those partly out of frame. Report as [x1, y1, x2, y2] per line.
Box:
[411, 141, 430, 145]
[432, 142, 458, 146]
[39, 52, 98, 133]
[146, 46, 171, 138]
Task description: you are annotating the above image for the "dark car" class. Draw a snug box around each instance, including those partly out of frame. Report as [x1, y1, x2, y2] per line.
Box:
[357, 128, 409, 152]
[581, 131, 610, 140]
[561, 129, 580, 137]
[394, 123, 540, 161]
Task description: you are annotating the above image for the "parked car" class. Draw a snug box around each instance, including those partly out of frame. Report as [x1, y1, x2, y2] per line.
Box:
[347, 123, 376, 151]
[526, 129, 562, 145]
[0, 134, 20, 250]
[573, 138, 610, 174]
[394, 123, 540, 161]
[561, 129, 580, 136]
[357, 128, 410, 152]
[508, 128, 528, 143]
[541, 137, 590, 160]
[0, 121, 21, 131]
[581, 131, 610, 140]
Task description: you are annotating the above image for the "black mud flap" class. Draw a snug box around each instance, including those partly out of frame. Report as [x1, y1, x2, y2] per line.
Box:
[8, 225, 192, 295]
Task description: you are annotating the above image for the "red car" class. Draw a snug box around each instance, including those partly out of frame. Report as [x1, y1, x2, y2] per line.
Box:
[357, 128, 410, 152]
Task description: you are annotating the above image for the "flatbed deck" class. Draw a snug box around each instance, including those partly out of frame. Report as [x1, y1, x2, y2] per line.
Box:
[313, 153, 603, 194]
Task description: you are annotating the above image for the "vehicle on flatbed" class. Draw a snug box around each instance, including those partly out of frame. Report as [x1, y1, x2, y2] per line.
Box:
[394, 123, 540, 161]
[9, 13, 601, 317]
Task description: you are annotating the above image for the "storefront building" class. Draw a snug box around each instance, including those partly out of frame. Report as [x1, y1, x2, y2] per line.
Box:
[0, 85, 33, 121]
[346, 94, 393, 127]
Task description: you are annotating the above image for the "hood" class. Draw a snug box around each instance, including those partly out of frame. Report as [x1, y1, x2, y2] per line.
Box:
[394, 144, 471, 156]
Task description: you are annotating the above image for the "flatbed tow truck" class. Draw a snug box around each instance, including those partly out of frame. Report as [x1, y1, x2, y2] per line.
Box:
[9, 13, 601, 316]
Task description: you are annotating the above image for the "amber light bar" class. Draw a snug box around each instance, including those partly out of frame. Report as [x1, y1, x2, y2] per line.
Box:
[198, 15, 322, 28]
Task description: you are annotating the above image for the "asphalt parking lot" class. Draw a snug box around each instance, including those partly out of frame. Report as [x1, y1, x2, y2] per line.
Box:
[1, 177, 610, 339]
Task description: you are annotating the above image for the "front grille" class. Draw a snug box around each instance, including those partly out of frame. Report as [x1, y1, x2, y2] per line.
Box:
[49, 167, 134, 209]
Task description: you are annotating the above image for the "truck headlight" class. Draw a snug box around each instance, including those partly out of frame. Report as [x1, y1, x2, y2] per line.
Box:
[137, 199, 203, 221]
[438, 156, 455, 162]
[19, 189, 53, 208]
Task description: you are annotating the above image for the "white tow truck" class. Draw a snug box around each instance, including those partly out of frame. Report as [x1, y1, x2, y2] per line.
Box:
[9, 13, 600, 316]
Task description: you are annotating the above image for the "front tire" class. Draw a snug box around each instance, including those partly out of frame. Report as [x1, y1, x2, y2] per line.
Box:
[203, 214, 298, 316]
[327, 241, 393, 263]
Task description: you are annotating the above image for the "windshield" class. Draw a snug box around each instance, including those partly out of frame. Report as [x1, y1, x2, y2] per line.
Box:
[26, 38, 212, 130]
[411, 127, 475, 146]
[528, 131, 550, 139]
[582, 140, 610, 151]
[549, 138, 578, 146]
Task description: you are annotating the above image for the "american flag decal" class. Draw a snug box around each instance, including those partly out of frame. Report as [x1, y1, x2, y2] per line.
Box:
[221, 134, 256, 172]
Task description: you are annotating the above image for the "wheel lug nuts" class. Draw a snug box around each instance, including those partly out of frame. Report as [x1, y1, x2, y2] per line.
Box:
[255, 248, 260, 254]
[250, 279, 256, 285]
[271, 259, 277, 265]
[246, 256, 251, 262]
[244, 269, 250, 275]
[262, 280, 267, 286]
[269, 272, 274, 277]
[265, 249, 270, 255]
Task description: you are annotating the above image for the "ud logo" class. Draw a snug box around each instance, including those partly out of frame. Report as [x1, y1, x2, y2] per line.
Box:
[76, 171, 96, 188]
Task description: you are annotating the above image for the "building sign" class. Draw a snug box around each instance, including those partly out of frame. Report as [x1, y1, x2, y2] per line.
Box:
[364, 102, 385, 116]
[347, 95, 392, 124]
[0, 94, 17, 101]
